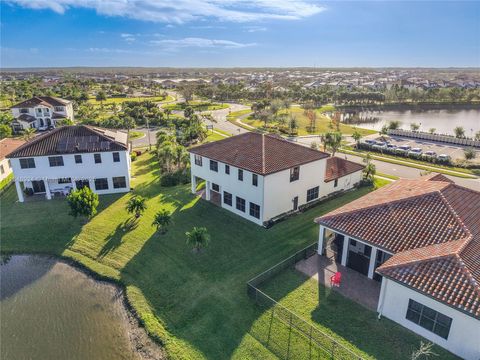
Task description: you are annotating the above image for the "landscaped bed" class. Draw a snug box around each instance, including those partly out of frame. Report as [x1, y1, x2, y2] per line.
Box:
[1, 152, 440, 360]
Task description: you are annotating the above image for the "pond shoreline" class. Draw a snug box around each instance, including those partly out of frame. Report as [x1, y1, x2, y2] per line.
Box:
[1, 252, 167, 360]
[337, 102, 480, 112]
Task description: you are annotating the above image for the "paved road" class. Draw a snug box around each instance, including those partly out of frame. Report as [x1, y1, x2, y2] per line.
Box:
[202, 103, 251, 135]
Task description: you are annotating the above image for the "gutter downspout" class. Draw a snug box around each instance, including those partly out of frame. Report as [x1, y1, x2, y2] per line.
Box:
[377, 277, 388, 319]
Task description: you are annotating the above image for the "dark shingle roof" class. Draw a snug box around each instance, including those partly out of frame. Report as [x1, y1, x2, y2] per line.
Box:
[6, 125, 127, 158]
[11, 96, 70, 109]
[17, 114, 37, 123]
[189, 132, 329, 175]
[315, 175, 480, 318]
[324, 157, 364, 182]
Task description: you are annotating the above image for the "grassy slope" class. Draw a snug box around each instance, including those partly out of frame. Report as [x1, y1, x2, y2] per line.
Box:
[1, 154, 444, 359]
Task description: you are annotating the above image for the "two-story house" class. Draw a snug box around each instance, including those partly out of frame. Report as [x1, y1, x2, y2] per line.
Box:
[189, 132, 364, 226]
[10, 96, 74, 132]
[6, 125, 130, 202]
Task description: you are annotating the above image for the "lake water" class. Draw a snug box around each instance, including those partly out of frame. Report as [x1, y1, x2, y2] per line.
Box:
[0, 255, 156, 360]
[346, 109, 480, 136]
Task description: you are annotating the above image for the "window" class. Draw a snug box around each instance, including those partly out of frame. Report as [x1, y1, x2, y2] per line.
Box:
[350, 239, 357, 247]
[225, 164, 230, 174]
[112, 152, 120, 162]
[334, 179, 338, 188]
[223, 191, 232, 206]
[75, 154, 83, 164]
[238, 169, 243, 181]
[44, 108, 49, 113]
[249, 202, 260, 219]
[54, 106, 64, 112]
[212, 183, 219, 192]
[94, 153, 102, 164]
[194, 154, 202, 166]
[94, 178, 109, 190]
[48, 156, 64, 167]
[0, 165, 4, 175]
[252, 174, 258, 187]
[58, 177, 71, 184]
[37, 108, 42, 114]
[306, 186, 319, 202]
[113, 176, 127, 189]
[290, 166, 300, 182]
[20, 108, 29, 114]
[210, 160, 218, 172]
[236, 197, 246, 212]
[406, 299, 452, 339]
[19, 158, 35, 169]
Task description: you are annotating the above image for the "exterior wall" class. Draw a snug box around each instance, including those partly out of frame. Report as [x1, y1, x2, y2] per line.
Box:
[378, 278, 480, 360]
[189, 153, 265, 225]
[262, 159, 327, 221]
[320, 171, 362, 198]
[10, 150, 131, 196]
[0, 158, 12, 182]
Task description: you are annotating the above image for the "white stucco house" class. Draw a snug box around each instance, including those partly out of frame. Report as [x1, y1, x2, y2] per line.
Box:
[189, 132, 364, 226]
[6, 125, 131, 202]
[10, 96, 74, 132]
[315, 174, 480, 360]
[0, 138, 25, 184]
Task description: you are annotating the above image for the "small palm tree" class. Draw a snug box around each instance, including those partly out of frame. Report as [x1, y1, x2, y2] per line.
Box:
[23, 127, 35, 141]
[126, 195, 147, 219]
[362, 153, 376, 183]
[186, 227, 210, 253]
[152, 209, 171, 234]
[351, 129, 362, 148]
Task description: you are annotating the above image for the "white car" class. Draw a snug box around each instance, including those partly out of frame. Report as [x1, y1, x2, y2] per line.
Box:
[408, 148, 423, 156]
[422, 150, 437, 158]
[438, 154, 451, 162]
[396, 145, 411, 154]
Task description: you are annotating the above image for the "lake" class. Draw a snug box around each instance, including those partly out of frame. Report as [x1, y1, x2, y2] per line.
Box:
[0, 255, 163, 360]
[345, 108, 480, 136]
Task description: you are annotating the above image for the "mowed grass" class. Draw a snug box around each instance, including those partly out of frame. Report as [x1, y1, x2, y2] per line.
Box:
[88, 95, 174, 106]
[2, 153, 435, 359]
[242, 107, 376, 136]
[162, 101, 229, 111]
[259, 269, 458, 360]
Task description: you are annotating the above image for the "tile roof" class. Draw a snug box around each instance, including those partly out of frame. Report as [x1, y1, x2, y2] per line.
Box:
[6, 125, 127, 158]
[324, 157, 364, 182]
[316, 175, 480, 318]
[11, 96, 70, 109]
[189, 132, 329, 175]
[17, 114, 37, 123]
[0, 138, 26, 160]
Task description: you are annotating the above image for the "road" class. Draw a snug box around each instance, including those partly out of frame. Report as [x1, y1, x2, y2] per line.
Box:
[202, 103, 251, 135]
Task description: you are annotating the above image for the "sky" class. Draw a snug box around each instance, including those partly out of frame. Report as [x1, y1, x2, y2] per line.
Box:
[1, 0, 479, 68]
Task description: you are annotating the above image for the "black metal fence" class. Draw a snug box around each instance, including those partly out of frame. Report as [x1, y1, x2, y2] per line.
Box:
[247, 243, 365, 360]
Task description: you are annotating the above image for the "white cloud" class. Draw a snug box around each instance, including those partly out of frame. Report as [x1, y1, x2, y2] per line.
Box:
[244, 26, 267, 33]
[6, 0, 325, 23]
[120, 33, 136, 43]
[150, 37, 256, 50]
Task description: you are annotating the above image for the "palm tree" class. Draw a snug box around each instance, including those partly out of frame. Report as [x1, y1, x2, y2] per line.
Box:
[362, 153, 376, 183]
[126, 195, 147, 219]
[152, 209, 171, 234]
[164, 108, 171, 121]
[351, 129, 362, 148]
[454, 126, 465, 138]
[324, 131, 342, 156]
[186, 227, 210, 253]
[22, 127, 35, 141]
[157, 141, 177, 172]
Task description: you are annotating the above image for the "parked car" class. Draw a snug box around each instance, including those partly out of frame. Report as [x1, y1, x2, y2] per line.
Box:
[438, 154, 451, 162]
[396, 145, 411, 154]
[386, 144, 398, 150]
[364, 139, 376, 145]
[408, 148, 423, 157]
[372, 141, 387, 149]
[422, 150, 437, 159]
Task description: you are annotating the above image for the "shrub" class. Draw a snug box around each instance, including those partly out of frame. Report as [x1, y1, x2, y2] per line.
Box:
[131, 152, 137, 161]
[160, 169, 190, 187]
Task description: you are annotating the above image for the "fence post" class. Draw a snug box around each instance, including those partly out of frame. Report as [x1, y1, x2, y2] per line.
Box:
[331, 340, 336, 360]
[286, 312, 293, 360]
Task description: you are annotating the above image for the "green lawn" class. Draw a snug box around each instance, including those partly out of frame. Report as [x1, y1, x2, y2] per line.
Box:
[0, 173, 13, 192]
[88, 95, 173, 106]
[128, 131, 145, 140]
[241, 108, 376, 136]
[1, 154, 441, 360]
[259, 269, 457, 360]
[162, 101, 229, 111]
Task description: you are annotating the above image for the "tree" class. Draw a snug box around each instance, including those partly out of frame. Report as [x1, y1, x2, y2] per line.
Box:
[164, 108, 172, 121]
[464, 148, 477, 160]
[22, 127, 36, 141]
[121, 115, 136, 143]
[387, 120, 401, 130]
[184, 106, 194, 119]
[351, 129, 363, 148]
[126, 195, 147, 219]
[152, 209, 172, 234]
[178, 85, 195, 103]
[475, 131, 480, 141]
[288, 115, 298, 135]
[0, 124, 12, 139]
[362, 153, 376, 183]
[324, 131, 342, 156]
[67, 187, 99, 220]
[410, 122, 420, 131]
[410, 342, 437, 360]
[186, 226, 210, 253]
[453, 126, 465, 138]
[428, 128, 436, 134]
[95, 90, 107, 106]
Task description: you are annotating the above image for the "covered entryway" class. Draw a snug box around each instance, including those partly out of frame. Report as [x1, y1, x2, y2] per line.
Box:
[32, 180, 46, 193]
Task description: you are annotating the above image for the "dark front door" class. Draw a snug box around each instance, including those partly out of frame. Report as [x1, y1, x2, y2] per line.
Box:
[75, 180, 90, 189]
[293, 196, 298, 211]
[373, 250, 392, 282]
[332, 234, 344, 263]
[32, 180, 46, 193]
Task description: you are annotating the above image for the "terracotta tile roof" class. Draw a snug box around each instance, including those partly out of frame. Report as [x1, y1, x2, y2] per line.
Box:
[16, 114, 37, 123]
[6, 125, 127, 158]
[421, 173, 455, 183]
[324, 157, 364, 182]
[0, 138, 26, 160]
[52, 112, 67, 119]
[189, 132, 329, 175]
[316, 175, 480, 318]
[11, 96, 70, 109]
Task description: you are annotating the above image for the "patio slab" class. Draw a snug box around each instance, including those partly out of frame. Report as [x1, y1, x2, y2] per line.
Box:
[295, 254, 381, 311]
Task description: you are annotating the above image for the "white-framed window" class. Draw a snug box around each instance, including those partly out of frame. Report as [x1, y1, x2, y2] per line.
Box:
[406, 299, 452, 340]
[306, 186, 319, 202]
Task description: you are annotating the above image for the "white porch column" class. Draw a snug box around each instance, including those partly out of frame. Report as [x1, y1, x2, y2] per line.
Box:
[317, 226, 326, 255]
[191, 174, 197, 194]
[15, 180, 24, 203]
[205, 181, 211, 201]
[44, 179, 52, 200]
[341, 236, 349, 266]
[89, 179, 95, 192]
[368, 246, 378, 279]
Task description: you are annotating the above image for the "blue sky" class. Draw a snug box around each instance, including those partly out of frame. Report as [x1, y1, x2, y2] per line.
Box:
[1, 1, 479, 68]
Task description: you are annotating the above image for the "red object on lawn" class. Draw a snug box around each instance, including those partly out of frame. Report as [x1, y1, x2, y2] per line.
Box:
[330, 272, 342, 287]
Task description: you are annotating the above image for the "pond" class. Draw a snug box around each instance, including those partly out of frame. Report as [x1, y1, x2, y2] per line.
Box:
[344, 108, 480, 136]
[0, 255, 164, 360]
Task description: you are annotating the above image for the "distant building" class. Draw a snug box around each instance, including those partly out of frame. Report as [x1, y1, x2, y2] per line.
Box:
[10, 96, 74, 132]
[0, 138, 25, 184]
